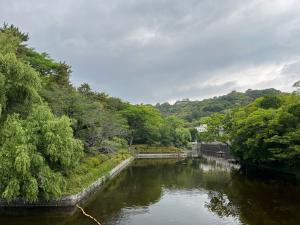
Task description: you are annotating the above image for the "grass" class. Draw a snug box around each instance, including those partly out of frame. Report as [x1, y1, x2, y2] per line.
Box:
[133, 144, 183, 154]
[64, 150, 132, 195]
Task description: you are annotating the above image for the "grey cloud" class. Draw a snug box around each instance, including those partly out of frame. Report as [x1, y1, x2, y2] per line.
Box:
[0, 0, 299, 103]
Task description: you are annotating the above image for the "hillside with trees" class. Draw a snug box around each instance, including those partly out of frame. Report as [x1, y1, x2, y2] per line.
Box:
[156, 89, 282, 123]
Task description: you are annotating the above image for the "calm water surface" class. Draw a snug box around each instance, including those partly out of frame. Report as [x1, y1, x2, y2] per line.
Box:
[0, 158, 299, 225]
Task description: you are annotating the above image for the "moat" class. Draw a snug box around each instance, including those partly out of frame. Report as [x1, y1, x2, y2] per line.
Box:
[0, 158, 299, 225]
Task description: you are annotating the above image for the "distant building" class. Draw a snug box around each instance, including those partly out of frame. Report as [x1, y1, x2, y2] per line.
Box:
[181, 98, 190, 102]
[195, 124, 207, 133]
[175, 98, 190, 105]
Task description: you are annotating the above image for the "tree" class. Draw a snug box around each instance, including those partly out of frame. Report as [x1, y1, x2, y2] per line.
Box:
[23, 49, 59, 76]
[189, 128, 199, 142]
[0, 23, 28, 42]
[0, 53, 41, 118]
[229, 94, 300, 168]
[122, 105, 163, 145]
[26, 104, 84, 171]
[258, 95, 282, 109]
[160, 116, 191, 147]
[160, 116, 183, 146]
[0, 104, 83, 202]
[293, 80, 300, 94]
[199, 113, 229, 144]
[174, 127, 191, 147]
[0, 23, 28, 56]
[155, 89, 281, 122]
[78, 83, 92, 95]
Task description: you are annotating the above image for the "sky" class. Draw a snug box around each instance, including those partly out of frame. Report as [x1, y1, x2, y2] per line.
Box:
[0, 0, 299, 104]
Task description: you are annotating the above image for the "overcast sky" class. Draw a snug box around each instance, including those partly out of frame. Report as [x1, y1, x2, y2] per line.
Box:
[1, 0, 299, 103]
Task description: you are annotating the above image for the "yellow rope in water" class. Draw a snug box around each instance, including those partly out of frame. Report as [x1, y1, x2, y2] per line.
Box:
[76, 204, 102, 225]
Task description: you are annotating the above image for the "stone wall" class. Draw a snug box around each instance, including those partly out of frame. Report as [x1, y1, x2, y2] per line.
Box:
[198, 142, 233, 159]
[136, 153, 187, 159]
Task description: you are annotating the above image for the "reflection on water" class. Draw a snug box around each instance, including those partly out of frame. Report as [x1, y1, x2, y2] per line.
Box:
[0, 158, 299, 225]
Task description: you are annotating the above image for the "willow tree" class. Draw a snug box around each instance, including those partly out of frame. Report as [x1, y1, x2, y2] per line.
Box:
[0, 25, 84, 202]
[0, 105, 83, 202]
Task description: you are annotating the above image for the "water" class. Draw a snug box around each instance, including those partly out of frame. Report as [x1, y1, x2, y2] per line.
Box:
[0, 158, 299, 225]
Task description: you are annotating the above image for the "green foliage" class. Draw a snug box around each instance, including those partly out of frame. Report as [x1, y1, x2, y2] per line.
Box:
[160, 116, 185, 146]
[156, 89, 281, 122]
[0, 108, 83, 202]
[199, 113, 229, 143]
[0, 23, 28, 56]
[293, 80, 300, 94]
[122, 106, 191, 147]
[258, 95, 282, 109]
[133, 145, 182, 153]
[229, 94, 300, 168]
[189, 127, 199, 142]
[78, 83, 92, 95]
[0, 53, 41, 117]
[22, 49, 60, 76]
[198, 93, 300, 170]
[122, 105, 163, 145]
[0, 24, 86, 202]
[174, 127, 191, 147]
[25, 104, 84, 171]
[64, 151, 131, 195]
[0, 23, 28, 42]
[41, 83, 128, 151]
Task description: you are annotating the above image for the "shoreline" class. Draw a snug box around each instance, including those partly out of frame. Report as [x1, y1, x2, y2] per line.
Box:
[0, 153, 189, 208]
[0, 156, 135, 208]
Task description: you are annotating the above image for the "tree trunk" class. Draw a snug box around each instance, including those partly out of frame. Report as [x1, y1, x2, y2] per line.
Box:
[129, 135, 134, 146]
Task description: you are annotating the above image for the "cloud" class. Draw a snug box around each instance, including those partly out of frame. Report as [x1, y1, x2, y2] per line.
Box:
[1, 0, 299, 103]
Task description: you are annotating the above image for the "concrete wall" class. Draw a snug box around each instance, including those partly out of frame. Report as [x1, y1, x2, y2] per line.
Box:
[198, 142, 233, 159]
[136, 153, 187, 159]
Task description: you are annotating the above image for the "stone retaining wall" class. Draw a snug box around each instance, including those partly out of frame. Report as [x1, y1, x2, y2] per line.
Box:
[136, 153, 187, 158]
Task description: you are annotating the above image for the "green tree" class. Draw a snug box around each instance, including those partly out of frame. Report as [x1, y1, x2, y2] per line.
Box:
[0, 53, 41, 118]
[229, 94, 300, 168]
[122, 105, 163, 145]
[174, 127, 191, 147]
[156, 89, 281, 122]
[0, 23, 27, 55]
[199, 113, 229, 144]
[293, 80, 300, 94]
[0, 105, 83, 202]
[78, 83, 92, 95]
[160, 116, 191, 147]
[258, 95, 282, 109]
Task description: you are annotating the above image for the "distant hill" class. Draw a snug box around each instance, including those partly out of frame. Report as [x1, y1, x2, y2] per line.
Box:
[155, 89, 281, 123]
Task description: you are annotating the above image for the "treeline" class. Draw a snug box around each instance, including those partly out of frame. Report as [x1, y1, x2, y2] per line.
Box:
[0, 24, 191, 202]
[199, 88, 300, 172]
[156, 88, 281, 122]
